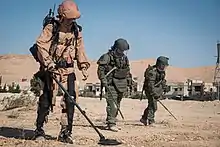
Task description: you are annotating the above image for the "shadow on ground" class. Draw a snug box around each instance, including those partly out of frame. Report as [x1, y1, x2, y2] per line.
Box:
[0, 126, 56, 140]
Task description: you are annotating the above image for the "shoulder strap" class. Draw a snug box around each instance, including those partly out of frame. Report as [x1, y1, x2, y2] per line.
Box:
[72, 21, 82, 60]
[124, 55, 129, 65]
[107, 51, 115, 66]
[144, 65, 155, 77]
[50, 21, 82, 61]
[42, 19, 83, 62]
[45, 19, 60, 57]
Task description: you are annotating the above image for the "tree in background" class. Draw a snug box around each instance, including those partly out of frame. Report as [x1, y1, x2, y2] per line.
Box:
[30, 76, 42, 96]
[3, 84, 7, 92]
[0, 82, 21, 93]
[14, 84, 21, 93]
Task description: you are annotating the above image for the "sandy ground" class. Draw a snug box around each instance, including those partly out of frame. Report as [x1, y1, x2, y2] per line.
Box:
[0, 97, 220, 147]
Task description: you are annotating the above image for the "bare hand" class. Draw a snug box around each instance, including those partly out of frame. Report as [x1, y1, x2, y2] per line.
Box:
[82, 68, 88, 81]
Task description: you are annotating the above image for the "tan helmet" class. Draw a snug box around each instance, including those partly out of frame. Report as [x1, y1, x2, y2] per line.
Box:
[58, 0, 80, 19]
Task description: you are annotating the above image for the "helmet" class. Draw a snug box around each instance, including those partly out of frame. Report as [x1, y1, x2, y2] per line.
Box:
[156, 56, 169, 66]
[156, 56, 169, 71]
[58, 0, 80, 19]
[113, 38, 130, 51]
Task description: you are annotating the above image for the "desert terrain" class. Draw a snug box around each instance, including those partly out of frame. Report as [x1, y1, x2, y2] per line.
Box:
[0, 96, 220, 147]
[0, 54, 219, 147]
[0, 54, 215, 86]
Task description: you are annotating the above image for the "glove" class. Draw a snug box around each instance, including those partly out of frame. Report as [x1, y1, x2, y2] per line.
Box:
[82, 68, 88, 81]
[154, 95, 160, 100]
[47, 62, 56, 72]
[101, 78, 108, 87]
[153, 91, 161, 99]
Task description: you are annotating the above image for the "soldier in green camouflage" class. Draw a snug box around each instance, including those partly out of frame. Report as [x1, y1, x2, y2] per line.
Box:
[140, 56, 169, 126]
[97, 38, 132, 132]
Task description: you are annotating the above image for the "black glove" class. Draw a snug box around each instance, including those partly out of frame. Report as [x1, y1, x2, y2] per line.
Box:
[154, 95, 160, 100]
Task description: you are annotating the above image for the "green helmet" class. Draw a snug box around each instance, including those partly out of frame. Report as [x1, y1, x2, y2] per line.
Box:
[156, 56, 169, 66]
[112, 38, 130, 51]
[156, 56, 169, 71]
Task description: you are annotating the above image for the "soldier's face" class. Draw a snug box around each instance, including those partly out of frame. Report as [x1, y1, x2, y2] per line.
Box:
[115, 48, 124, 56]
[157, 64, 168, 71]
[62, 18, 74, 26]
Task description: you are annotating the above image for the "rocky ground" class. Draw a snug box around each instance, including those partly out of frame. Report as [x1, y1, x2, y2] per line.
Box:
[0, 96, 220, 147]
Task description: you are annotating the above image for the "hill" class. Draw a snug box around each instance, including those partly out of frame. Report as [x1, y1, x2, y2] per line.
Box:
[0, 54, 215, 86]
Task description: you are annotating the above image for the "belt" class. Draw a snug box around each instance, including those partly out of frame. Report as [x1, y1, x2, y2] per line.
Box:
[56, 60, 74, 68]
[65, 63, 74, 68]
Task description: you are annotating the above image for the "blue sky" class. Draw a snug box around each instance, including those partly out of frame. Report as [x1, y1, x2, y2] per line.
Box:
[0, 0, 219, 67]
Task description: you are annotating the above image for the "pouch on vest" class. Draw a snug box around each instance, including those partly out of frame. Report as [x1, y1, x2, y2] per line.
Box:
[113, 78, 127, 93]
[113, 68, 129, 79]
[29, 44, 40, 63]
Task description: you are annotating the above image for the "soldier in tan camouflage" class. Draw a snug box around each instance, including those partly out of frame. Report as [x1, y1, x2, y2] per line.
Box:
[33, 0, 90, 144]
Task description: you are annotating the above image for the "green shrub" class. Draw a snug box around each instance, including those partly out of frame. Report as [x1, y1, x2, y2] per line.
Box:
[30, 76, 42, 96]
[0, 83, 21, 93]
[11, 84, 21, 93]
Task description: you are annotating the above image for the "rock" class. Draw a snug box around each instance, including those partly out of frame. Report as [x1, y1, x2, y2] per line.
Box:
[7, 110, 19, 118]
[0, 91, 37, 111]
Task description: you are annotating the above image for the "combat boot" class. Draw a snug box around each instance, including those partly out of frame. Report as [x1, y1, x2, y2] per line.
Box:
[148, 119, 155, 127]
[108, 125, 119, 132]
[58, 128, 74, 144]
[34, 128, 46, 141]
[140, 118, 147, 126]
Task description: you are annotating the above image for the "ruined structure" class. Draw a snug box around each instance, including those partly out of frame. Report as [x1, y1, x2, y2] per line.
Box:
[166, 79, 216, 101]
[81, 83, 102, 98]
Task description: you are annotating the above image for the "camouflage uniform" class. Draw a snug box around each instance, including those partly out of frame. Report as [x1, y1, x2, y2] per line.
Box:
[140, 56, 169, 126]
[32, 0, 90, 143]
[97, 38, 132, 132]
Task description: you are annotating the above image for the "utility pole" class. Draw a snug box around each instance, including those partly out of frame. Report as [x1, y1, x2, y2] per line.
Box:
[0, 75, 2, 87]
[213, 40, 220, 100]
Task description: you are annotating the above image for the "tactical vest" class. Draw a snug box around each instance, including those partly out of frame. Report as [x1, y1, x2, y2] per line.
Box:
[48, 20, 82, 63]
[144, 65, 165, 89]
[107, 51, 129, 93]
[107, 51, 129, 80]
[29, 18, 82, 65]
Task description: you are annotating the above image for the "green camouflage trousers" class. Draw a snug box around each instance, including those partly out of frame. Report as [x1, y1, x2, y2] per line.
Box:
[141, 94, 158, 123]
[105, 85, 123, 126]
